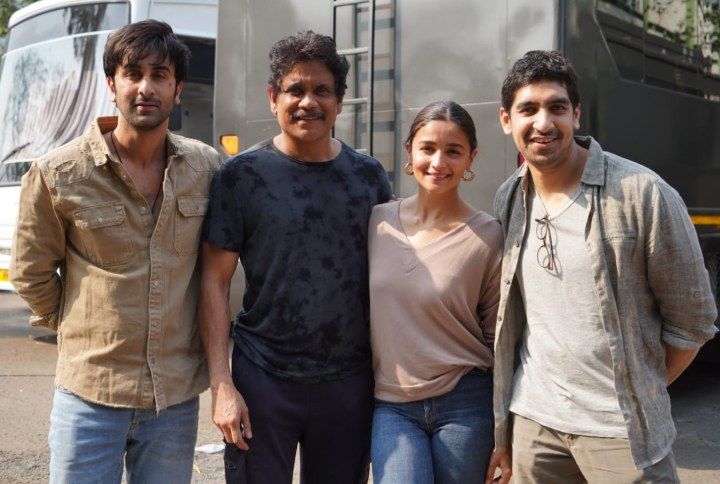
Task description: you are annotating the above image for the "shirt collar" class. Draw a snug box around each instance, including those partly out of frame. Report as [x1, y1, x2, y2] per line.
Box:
[578, 136, 606, 187]
[83, 116, 189, 166]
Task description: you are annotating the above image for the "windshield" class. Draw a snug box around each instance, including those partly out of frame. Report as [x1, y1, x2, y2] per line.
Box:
[0, 32, 116, 164]
[0, 161, 32, 186]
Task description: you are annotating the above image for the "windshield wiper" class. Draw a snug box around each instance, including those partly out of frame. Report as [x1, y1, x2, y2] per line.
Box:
[1, 142, 31, 163]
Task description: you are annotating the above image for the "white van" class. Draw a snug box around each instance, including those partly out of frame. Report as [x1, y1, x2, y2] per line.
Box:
[0, 161, 30, 290]
[0, 0, 218, 292]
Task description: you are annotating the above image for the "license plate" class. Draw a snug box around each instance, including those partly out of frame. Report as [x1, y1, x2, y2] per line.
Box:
[0, 269, 9, 282]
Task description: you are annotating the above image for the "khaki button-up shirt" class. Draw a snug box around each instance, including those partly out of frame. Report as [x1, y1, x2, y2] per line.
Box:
[11, 117, 224, 410]
[493, 136, 717, 468]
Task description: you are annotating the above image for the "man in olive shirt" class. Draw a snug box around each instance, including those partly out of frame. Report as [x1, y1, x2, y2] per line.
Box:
[11, 21, 222, 483]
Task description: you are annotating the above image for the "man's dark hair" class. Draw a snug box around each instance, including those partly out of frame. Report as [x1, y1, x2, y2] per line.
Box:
[501, 50, 580, 112]
[405, 101, 477, 151]
[268, 31, 350, 99]
[103, 20, 190, 83]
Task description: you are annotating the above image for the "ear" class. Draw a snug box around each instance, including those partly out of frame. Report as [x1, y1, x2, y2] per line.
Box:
[267, 85, 278, 116]
[573, 103, 581, 131]
[404, 142, 412, 162]
[336, 96, 343, 116]
[174, 81, 184, 105]
[466, 147, 478, 171]
[106, 76, 116, 103]
[499, 107, 512, 135]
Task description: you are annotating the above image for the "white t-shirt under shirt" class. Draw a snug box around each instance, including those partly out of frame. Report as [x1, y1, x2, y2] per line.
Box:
[368, 200, 503, 403]
[510, 183, 628, 438]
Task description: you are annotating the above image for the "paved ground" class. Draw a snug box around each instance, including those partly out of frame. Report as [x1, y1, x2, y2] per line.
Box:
[1, 291, 718, 483]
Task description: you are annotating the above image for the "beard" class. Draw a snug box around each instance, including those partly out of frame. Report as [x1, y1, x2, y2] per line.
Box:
[522, 131, 571, 169]
[115, 96, 174, 131]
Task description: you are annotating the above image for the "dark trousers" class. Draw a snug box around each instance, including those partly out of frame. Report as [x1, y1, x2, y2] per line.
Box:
[224, 346, 373, 484]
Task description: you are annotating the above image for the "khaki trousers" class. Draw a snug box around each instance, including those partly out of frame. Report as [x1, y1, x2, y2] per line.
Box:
[511, 414, 680, 483]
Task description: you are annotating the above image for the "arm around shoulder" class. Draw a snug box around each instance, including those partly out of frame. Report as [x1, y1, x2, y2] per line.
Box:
[477, 218, 504, 347]
[10, 162, 66, 330]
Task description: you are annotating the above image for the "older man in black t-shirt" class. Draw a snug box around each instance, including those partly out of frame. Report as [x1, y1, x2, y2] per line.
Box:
[199, 31, 391, 484]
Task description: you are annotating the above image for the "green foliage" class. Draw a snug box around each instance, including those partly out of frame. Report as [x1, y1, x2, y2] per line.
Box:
[0, 0, 39, 37]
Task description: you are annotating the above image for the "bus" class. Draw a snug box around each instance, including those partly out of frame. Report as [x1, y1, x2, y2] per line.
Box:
[213, 0, 720, 351]
[0, 0, 218, 291]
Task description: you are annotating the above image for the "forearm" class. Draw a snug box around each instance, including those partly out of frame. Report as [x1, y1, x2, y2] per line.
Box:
[665, 343, 699, 385]
[199, 279, 233, 387]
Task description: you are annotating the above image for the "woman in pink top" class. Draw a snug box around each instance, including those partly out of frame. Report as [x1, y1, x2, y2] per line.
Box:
[369, 101, 503, 483]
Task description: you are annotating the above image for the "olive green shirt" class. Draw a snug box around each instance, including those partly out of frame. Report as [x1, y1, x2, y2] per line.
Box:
[11, 117, 223, 410]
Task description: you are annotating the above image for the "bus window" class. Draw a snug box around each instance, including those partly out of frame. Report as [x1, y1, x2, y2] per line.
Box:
[0, 161, 32, 186]
[6, 3, 129, 52]
[597, 0, 645, 82]
[597, 0, 644, 27]
[171, 37, 215, 146]
[0, 33, 114, 164]
[697, 1, 720, 100]
[597, 0, 720, 101]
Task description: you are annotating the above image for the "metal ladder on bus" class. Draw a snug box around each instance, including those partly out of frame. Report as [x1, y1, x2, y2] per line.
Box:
[332, 0, 376, 156]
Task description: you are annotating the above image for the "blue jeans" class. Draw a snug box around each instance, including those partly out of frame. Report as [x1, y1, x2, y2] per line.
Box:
[49, 387, 199, 484]
[371, 370, 494, 484]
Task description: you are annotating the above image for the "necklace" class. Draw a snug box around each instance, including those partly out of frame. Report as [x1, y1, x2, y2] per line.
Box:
[110, 130, 162, 214]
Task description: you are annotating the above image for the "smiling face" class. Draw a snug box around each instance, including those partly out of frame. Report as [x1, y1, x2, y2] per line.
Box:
[107, 54, 182, 131]
[500, 80, 580, 170]
[407, 120, 477, 195]
[268, 60, 342, 148]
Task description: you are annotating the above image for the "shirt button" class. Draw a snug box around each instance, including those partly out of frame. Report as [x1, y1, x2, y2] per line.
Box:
[515, 241, 520, 247]
[152, 281, 159, 288]
[498, 315, 503, 322]
[504, 279, 511, 285]
[97, 217, 103, 223]
[139, 206, 146, 214]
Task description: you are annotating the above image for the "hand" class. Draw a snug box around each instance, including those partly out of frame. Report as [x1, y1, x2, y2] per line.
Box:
[485, 446, 512, 484]
[211, 380, 253, 450]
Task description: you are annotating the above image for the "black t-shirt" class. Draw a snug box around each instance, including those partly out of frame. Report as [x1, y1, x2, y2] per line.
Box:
[202, 139, 392, 382]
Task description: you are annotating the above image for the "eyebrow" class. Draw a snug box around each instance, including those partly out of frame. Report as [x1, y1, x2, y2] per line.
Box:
[122, 62, 171, 71]
[515, 96, 571, 110]
[282, 80, 333, 91]
[417, 140, 466, 149]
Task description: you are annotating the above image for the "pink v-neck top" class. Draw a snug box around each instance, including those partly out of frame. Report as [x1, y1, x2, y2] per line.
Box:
[368, 200, 503, 402]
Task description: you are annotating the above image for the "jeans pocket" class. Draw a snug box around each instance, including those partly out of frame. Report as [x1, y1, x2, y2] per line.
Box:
[224, 442, 248, 483]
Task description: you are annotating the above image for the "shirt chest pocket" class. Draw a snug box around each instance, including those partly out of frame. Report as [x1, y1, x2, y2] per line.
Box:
[73, 203, 134, 267]
[175, 196, 209, 256]
[602, 231, 642, 279]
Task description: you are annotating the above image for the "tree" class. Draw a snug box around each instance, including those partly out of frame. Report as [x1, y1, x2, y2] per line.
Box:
[0, 0, 40, 37]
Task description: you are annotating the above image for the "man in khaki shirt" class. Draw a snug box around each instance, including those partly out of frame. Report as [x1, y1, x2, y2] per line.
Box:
[11, 20, 222, 483]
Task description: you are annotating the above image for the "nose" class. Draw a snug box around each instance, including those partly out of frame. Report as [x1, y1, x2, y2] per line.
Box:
[137, 76, 155, 98]
[298, 92, 319, 109]
[533, 109, 554, 133]
[430, 151, 446, 169]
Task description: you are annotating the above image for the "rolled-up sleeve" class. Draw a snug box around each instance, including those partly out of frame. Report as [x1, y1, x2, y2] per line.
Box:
[646, 180, 718, 348]
[10, 162, 66, 330]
